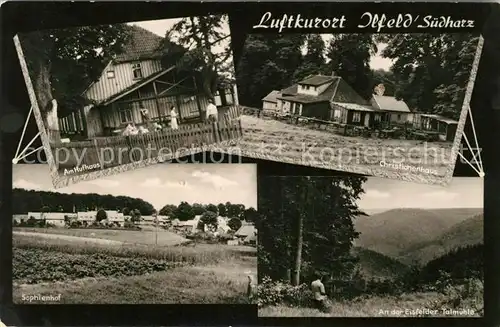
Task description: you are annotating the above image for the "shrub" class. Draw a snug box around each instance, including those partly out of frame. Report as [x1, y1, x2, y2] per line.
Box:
[257, 276, 314, 308]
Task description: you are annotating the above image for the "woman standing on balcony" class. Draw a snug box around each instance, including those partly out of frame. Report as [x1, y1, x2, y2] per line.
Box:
[170, 105, 179, 130]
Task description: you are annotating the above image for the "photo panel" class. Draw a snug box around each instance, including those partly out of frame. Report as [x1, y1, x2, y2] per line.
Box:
[256, 175, 483, 318]
[12, 163, 257, 304]
[235, 33, 483, 186]
[13, 15, 243, 189]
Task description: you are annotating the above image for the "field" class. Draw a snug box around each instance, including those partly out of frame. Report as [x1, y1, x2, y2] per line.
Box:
[236, 115, 454, 184]
[14, 227, 189, 246]
[258, 291, 481, 317]
[13, 227, 256, 304]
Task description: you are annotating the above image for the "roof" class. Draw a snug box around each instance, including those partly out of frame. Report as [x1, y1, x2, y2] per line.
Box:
[332, 102, 379, 112]
[99, 66, 175, 105]
[420, 114, 458, 125]
[235, 223, 256, 237]
[275, 76, 370, 106]
[299, 75, 335, 86]
[372, 95, 411, 113]
[262, 90, 281, 103]
[114, 25, 164, 63]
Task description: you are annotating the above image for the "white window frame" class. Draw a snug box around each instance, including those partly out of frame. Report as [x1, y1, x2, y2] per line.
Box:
[352, 112, 361, 123]
[132, 63, 143, 80]
[119, 103, 133, 124]
[106, 70, 115, 79]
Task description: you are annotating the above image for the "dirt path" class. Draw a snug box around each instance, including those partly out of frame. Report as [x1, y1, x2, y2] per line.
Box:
[13, 231, 124, 245]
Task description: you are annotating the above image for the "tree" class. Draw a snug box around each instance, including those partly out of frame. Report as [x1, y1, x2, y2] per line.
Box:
[292, 34, 327, 83]
[174, 202, 196, 221]
[379, 33, 479, 120]
[162, 15, 233, 100]
[121, 207, 131, 216]
[325, 34, 377, 99]
[217, 203, 227, 217]
[228, 217, 242, 231]
[198, 211, 218, 232]
[257, 176, 366, 285]
[159, 204, 177, 217]
[236, 34, 305, 107]
[130, 209, 141, 223]
[205, 204, 218, 214]
[371, 69, 396, 97]
[243, 207, 258, 223]
[192, 203, 206, 215]
[96, 209, 107, 222]
[18, 24, 130, 142]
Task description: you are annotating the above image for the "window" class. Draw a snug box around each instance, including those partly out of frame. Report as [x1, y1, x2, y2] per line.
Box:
[374, 114, 381, 122]
[353, 112, 361, 123]
[397, 114, 402, 120]
[132, 63, 143, 80]
[119, 104, 133, 123]
[106, 70, 115, 79]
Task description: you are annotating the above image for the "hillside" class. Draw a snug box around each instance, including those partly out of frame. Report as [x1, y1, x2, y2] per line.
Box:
[398, 214, 483, 265]
[354, 208, 482, 259]
[353, 247, 409, 279]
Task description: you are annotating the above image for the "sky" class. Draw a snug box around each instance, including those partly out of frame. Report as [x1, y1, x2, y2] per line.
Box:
[13, 164, 257, 210]
[357, 177, 483, 212]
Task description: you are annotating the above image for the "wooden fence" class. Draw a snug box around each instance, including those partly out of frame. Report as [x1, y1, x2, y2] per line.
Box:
[52, 108, 242, 172]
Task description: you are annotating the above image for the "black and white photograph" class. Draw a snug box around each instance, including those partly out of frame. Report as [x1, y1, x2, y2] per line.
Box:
[257, 175, 483, 317]
[12, 163, 257, 304]
[14, 14, 242, 188]
[235, 33, 483, 185]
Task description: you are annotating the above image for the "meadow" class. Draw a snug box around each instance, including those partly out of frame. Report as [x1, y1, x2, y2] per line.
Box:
[237, 115, 453, 184]
[13, 228, 257, 304]
[258, 291, 482, 317]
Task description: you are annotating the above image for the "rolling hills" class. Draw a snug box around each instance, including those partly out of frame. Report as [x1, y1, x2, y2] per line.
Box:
[353, 208, 483, 276]
[354, 208, 482, 259]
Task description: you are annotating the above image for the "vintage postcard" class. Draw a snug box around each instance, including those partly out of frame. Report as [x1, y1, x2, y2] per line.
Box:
[257, 175, 483, 317]
[233, 33, 483, 185]
[12, 163, 257, 304]
[14, 15, 242, 188]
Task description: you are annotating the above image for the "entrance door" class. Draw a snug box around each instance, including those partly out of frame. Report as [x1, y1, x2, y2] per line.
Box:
[364, 113, 370, 127]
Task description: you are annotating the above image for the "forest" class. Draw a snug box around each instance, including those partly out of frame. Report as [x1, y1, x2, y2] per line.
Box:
[12, 188, 257, 222]
[236, 33, 479, 120]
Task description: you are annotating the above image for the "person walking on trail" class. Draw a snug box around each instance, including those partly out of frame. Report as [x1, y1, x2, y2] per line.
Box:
[206, 98, 218, 123]
[170, 105, 179, 130]
[311, 272, 328, 312]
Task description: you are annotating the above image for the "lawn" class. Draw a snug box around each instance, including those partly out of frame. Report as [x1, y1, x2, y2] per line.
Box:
[235, 115, 454, 185]
[12, 229, 256, 304]
[14, 227, 189, 246]
[258, 292, 482, 317]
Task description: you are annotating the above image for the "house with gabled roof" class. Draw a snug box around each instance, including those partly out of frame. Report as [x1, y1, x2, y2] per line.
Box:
[59, 25, 237, 138]
[265, 73, 413, 129]
[371, 94, 413, 125]
[261, 90, 281, 114]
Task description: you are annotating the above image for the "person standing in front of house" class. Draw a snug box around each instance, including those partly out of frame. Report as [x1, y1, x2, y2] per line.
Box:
[170, 105, 179, 130]
[206, 98, 218, 123]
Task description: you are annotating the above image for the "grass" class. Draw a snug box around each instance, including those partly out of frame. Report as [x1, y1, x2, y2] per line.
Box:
[258, 292, 482, 317]
[14, 227, 188, 246]
[13, 230, 256, 304]
[237, 115, 453, 183]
